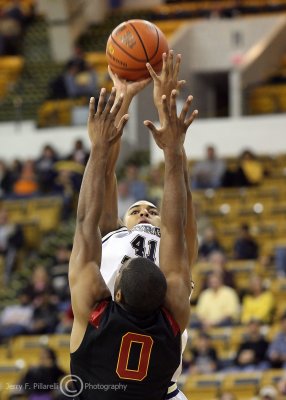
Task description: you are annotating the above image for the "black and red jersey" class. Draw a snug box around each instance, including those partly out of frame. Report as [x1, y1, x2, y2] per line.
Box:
[70, 299, 181, 400]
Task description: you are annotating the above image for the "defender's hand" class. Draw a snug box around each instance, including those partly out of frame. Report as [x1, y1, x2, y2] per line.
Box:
[144, 90, 198, 152]
[88, 88, 129, 151]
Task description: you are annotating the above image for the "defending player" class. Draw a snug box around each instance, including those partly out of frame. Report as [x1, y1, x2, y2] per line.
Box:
[69, 89, 195, 399]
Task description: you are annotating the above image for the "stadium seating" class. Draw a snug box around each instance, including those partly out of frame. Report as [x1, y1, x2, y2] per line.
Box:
[0, 57, 24, 99]
[221, 371, 261, 399]
[183, 373, 223, 400]
[1, 196, 63, 232]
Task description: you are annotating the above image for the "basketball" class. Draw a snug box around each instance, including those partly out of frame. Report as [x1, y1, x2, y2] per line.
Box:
[106, 19, 169, 81]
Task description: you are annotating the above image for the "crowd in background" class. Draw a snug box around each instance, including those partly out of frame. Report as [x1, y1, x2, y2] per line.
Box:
[48, 47, 100, 101]
[0, 142, 265, 201]
[0, 0, 35, 56]
[0, 138, 286, 400]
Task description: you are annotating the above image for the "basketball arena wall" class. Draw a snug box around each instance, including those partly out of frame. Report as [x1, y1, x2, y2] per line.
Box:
[0, 114, 285, 163]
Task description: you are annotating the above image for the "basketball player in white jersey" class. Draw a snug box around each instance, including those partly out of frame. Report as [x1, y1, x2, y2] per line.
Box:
[91, 52, 197, 400]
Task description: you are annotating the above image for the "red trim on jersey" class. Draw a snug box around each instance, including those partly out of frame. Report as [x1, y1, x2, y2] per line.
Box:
[162, 308, 180, 336]
[89, 299, 110, 329]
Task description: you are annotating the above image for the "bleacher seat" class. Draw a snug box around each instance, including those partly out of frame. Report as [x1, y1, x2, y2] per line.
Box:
[183, 373, 223, 400]
[221, 371, 261, 399]
[0, 57, 24, 99]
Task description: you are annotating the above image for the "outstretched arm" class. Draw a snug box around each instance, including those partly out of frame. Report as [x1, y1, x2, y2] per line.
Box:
[183, 147, 198, 268]
[147, 51, 198, 268]
[144, 91, 197, 332]
[69, 89, 128, 330]
[99, 68, 150, 236]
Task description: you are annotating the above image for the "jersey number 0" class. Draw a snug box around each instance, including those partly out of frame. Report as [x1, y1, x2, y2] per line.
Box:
[116, 332, 154, 381]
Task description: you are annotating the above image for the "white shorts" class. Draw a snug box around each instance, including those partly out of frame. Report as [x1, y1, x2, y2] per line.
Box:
[166, 383, 188, 400]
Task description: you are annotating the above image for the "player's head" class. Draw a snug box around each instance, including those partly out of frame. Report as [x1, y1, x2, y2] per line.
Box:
[114, 257, 167, 316]
[124, 201, 161, 230]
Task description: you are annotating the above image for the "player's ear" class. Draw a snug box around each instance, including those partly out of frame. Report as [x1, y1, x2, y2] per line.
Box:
[115, 289, 122, 303]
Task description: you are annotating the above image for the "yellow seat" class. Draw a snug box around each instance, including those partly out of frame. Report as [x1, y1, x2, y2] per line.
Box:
[222, 371, 261, 399]
[12, 335, 50, 354]
[0, 359, 26, 387]
[28, 197, 63, 232]
[261, 369, 285, 387]
[0, 56, 24, 98]
[183, 373, 223, 399]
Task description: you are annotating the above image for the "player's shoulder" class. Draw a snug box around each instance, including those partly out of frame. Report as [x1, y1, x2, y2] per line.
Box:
[102, 226, 129, 244]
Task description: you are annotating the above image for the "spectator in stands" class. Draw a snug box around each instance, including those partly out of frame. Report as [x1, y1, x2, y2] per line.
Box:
[222, 150, 264, 188]
[193, 200, 212, 245]
[239, 149, 264, 186]
[123, 162, 148, 201]
[207, 250, 235, 288]
[56, 303, 73, 334]
[241, 275, 274, 324]
[233, 223, 259, 260]
[53, 168, 81, 220]
[147, 165, 164, 206]
[199, 226, 223, 260]
[196, 272, 240, 328]
[234, 319, 269, 371]
[30, 291, 58, 334]
[49, 57, 98, 100]
[267, 312, 286, 368]
[192, 145, 226, 189]
[12, 346, 65, 400]
[188, 331, 218, 374]
[275, 246, 286, 277]
[0, 208, 24, 283]
[68, 139, 88, 165]
[9, 159, 22, 186]
[0, 289, 33, 343]
[65, 46, 89, 73]
[35, 144, 58, 193]
[50, 245, 70, 307]
[24, 265, 54, 303]
[13, 160, 39, 197]
[3, 0, 25, 30]
[0, 1, 23, 55]
[258, 386, 278, 400]
[117, 181, 136, 220]
[0, 159, 12, 196]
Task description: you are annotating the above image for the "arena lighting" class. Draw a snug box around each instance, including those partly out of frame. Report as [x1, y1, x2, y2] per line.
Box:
[253, 203, 264, 214]
[220, 203, 231, 214]
[15, 359, 25, 369]
[205, 189, 215, 198]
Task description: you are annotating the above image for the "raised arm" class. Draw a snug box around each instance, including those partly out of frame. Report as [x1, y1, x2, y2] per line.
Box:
[99, 68, 150, 236]
[147, 51, 198, 268]
[183, 150, 198, 267]
[144, 91, 197, 332]
[69, 89, 128, 335]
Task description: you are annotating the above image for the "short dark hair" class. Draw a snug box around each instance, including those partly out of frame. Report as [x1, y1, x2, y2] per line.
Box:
[120, 257, 167, 316]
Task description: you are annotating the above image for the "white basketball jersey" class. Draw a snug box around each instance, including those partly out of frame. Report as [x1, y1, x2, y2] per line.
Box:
[101, 223, 188, 385]
[101, 223, 161, 294]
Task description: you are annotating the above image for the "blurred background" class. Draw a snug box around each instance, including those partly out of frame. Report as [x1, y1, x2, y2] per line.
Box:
[0, 1, 286, 400]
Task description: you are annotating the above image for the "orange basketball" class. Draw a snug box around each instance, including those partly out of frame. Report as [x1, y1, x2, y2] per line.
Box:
[106, 19, 169, 81]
